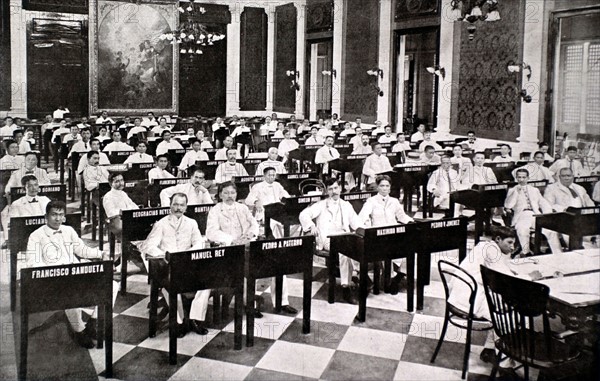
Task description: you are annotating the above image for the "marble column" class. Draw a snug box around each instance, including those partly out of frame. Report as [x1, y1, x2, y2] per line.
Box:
[331, 0, 344, 117]
[294, 1, 306, 119]
[226, 3, 241, 115]
[265, 4, 275, 113]
[9, 0, 27, 117]
[376, 0, 393, 126]
[435, 0, 457, 139]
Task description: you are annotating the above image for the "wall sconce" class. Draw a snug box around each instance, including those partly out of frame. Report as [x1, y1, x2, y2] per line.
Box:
[286, 70, 300, 79]
[466, 24, 477, 41]
[426, 66, 446, 80]
[519, 89, 532, 103]
[372, 84, 384, 97]
[366, 68, 384, 79]
[322, 69, 337, 78]
[507, 62, 532, 81]
[286, 70, 300, 91]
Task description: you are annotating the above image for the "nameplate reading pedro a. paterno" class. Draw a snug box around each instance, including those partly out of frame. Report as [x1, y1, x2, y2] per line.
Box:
[31, 264, 104, 279]
[191, 249, 225, 260]
[261, 239, 303, 250]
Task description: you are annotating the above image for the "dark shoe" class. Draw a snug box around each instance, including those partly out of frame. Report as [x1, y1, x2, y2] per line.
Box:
[177, 323, 188, 338]
[479, 348, 496, 364]
[352, 275, 373, 292]
[84, 318, 97, 340]
[342, 287, 358, 305]
[280, 305, 298, 314]
[72, 330, 95, 349]
[389, 273, 406, 295]
[253, 309, 263, 319]
[188, 319, 209, 335]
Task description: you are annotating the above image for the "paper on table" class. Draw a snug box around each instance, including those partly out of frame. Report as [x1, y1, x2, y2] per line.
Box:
[573, 249, 600, 258]
[539, 273, 600, 306]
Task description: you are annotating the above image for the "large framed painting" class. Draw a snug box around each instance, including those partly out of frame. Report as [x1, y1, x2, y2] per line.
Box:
[89, 0, 178, 114]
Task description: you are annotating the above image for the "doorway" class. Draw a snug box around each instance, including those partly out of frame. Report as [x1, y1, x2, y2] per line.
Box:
[392, 27, 439, 134]
[305, 39, 333, 120]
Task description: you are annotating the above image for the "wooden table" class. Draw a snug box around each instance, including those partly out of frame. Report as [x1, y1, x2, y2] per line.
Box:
[507, 251, 600, 330]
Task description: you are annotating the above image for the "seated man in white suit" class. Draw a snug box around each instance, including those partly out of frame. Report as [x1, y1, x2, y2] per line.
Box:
[504, 168, 561, 256]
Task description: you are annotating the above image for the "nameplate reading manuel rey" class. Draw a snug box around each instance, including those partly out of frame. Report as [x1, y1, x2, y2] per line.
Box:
[191, 249, 225, 260]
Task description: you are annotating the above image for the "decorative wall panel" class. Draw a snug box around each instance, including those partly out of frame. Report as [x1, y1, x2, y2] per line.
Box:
[274, 3, 297, 114]
[394, 0, 439, 21]
[453, 0, 525, 141]
[27, 18, 88, 118]
[306, 0, 333, 34]
[23, 0, 88, 14]
[239, 7, 267, 111]
[179, 24, 227, 117]
[342, 0, 379, 122]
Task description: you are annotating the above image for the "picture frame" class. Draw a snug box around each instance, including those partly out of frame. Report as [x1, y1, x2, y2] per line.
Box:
[89, 0, 179, 115]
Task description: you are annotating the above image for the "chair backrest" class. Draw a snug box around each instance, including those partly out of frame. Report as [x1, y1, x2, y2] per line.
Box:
[299, 178, 325, 195]
[438, 260, 478, 315]
[480, 265, 551, 362]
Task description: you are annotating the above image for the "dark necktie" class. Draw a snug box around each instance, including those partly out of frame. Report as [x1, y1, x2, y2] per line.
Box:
[53, 230, 62, 235]
[329, 148, 333, 157]
[25, 170, 34, 174]
[569, 160, 573, 171]
[522, 186, 533, 210]
[85, 142, 88, 149]
[29, 198, 37, 203]
[567, 186, 579, 199]
[446, 169, 454, 191]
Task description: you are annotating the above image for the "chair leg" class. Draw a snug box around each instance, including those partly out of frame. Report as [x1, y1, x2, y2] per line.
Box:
[430, 308, 450, 364]
[524, 364, 529, 381]
[461, 319, 474, 379]
[489, 351, 502, 380]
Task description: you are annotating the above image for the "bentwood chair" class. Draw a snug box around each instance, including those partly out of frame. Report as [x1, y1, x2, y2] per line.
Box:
[481, 266, 583, 380]
[430, 260, 493, 379]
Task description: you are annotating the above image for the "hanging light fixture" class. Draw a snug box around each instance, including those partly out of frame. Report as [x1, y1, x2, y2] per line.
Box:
[449, 0, 501, 40]
[159, 1, 225, 57]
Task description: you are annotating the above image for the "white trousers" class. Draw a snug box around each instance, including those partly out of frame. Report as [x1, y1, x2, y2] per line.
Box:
[161, 289, 212, 324]
[513, 211, 562, 254]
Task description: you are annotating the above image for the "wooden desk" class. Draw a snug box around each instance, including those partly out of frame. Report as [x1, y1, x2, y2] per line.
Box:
[276, 172, 317, 196]
[392, 163, 438, 217]
[414, 217, 468, 310]
[288, 145, 320, 173]
[233, 175, 263, 200]
[264, 195, 326, 238]
[20, 261, 114, 380]
[507, 251, 600, 330]
[574, 175, 599, 197]
[119, 204, 214, 294]
[450, 183, 509, 243]
[148, 246, 244, 364]
[329, 223, 419, 321]
[328, 154, 368, 193]
[534, 206, 600, 252]
[146, 177, 189, 207]
[246, 237, 314, 346]
[125, 163, 155, 181]
[484, 162, 516, 183]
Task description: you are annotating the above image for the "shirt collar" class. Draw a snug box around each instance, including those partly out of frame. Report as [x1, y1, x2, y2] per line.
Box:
[42, 225, 62, 236]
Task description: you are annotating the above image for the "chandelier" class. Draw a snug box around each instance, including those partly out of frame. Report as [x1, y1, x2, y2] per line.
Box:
[159, 1, 226, 55]
[449, 0, 501, 40]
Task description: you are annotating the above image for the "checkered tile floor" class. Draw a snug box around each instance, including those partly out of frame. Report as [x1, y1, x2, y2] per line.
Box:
[3, 238, 526, 381]
[1, 159, 529, 380]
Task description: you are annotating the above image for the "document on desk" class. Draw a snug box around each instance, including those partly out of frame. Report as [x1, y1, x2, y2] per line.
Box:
[573, 249, 600, 258]
[539, 273, 600, 306]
